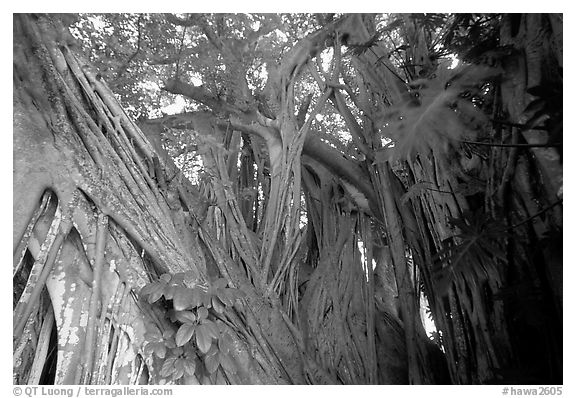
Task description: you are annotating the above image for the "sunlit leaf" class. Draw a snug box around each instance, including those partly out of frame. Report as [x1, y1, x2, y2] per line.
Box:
[147, 287, 164, 304]
[196, 306, 209, 320]
[211, 296, 226, 313]
[176, 323, 196, 346]
[195, 324, 213, 354]
[139, 281, 161, 298]
[160, 357, 177, 377]
[174, 310, 197, 324]
[163, 284, 177, 300]
[182, 357, 197, 377]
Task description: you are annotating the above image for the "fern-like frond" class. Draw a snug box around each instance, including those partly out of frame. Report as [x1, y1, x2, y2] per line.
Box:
[432, 209, 507, 296]
[375, 63, 501, 162]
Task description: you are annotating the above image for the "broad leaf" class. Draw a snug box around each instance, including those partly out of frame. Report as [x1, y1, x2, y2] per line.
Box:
[143, 323, 163, 342]
[378, 63, 500, 161]
[218, 331, 235, 354]
[140, 274, 173, 303]
[140, 281, 166, 304]
[172, 362, 185, 380]
[163, 285, 176, 300]
[204, 349, 220, 374]
[196, 306, 209, 320]
[160, 356, 177, 377]
[211, 296, 226, 313]
[173, 310, 197, 324]
[181, 357, 196, 377]
[195, 324, 213, 354]
[139, 281, 161, 298]
[144, 342, 167, 359]
[175, 323, 196, 346]
[147, 288, 164, 304]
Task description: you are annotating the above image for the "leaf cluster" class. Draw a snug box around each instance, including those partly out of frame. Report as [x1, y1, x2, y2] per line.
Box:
[440, 14, 501, 63]
[140, 273, 245, 382]
[432, 209, 507, 296]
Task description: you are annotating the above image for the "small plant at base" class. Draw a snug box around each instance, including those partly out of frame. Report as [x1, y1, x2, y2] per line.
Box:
[139, 272, 245, 382]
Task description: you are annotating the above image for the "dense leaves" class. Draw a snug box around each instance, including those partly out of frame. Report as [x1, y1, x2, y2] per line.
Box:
[143, 325, 176, 359]
[140, 275, 243, 381]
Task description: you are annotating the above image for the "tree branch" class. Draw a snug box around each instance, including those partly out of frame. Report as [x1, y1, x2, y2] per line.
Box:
[141, 111, 379, 215]
[114, 14, 143, 82]
[303, 134, 379, 215]
[164, 13, 223, 50]
[225, 116, 281, 148]
[461, 139, 560, 148]
[296, 93, 313, 129]
[332, 89, 371, 157]
[163, 78, 238, 115]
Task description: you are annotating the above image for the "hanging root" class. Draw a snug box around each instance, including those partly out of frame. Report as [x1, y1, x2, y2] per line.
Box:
[80, 212, 108, 384]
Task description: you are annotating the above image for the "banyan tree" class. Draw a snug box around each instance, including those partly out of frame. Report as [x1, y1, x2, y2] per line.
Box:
[13, 13, 562, 384]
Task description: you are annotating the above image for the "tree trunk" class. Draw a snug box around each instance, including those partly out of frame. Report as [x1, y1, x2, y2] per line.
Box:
[13, 14, 303, 385]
